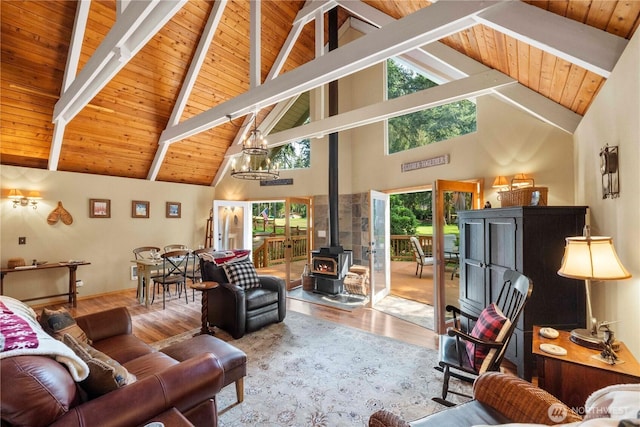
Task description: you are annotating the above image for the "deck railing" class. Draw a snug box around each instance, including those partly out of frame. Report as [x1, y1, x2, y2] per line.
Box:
[253, 235, 309, 268]
[253, 234, 434, 266]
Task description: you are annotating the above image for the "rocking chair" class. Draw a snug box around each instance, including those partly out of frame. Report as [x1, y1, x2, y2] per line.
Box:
[433, 269, 533, 406]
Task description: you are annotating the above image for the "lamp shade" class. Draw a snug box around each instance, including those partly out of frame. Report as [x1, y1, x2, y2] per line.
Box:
[558, 236, 631, 281]
[492, 176, 509, 188]
[8, 189, 23, 199]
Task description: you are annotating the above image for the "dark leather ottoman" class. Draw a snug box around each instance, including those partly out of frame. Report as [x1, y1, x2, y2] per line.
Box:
[161, 334, 247, 405]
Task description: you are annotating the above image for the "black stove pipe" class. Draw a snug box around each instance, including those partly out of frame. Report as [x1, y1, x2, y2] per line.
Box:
[328, 7, 340, 250]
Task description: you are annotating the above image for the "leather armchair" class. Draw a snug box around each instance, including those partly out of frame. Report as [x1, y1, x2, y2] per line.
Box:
[201, 260, 286, 339]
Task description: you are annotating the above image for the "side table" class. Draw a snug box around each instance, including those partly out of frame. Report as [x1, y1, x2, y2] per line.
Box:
[189, 281, 219, 335]
[532, 325, 640, 411]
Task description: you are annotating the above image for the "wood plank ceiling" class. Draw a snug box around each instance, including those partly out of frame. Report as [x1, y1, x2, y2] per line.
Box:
[1, 1, 639, 186]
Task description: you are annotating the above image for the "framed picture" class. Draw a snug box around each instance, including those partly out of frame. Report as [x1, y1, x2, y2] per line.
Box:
[130, 265, 138, 281]
[132, 200, 150, 218]
[89, 199, 111, 218]
[166, 201, 181, 218]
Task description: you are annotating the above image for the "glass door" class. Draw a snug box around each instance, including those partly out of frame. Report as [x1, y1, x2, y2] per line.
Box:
[212, 200, 252, 251]
[433, 180, 482, 334]
[284, 197, 312, 290]
[369, 190, 390, 305]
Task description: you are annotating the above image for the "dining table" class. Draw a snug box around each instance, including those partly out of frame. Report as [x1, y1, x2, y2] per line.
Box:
[132, 257, 163, 307]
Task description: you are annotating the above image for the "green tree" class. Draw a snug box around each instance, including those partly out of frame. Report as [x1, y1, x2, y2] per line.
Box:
[390, 205, 418, 235]
[387, 59, 477, 154]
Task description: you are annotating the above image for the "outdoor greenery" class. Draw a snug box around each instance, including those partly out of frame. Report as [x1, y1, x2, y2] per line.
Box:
[390, 205, 418, 235]
[387, 58, 477, 154]
[268, 138, 310, 169]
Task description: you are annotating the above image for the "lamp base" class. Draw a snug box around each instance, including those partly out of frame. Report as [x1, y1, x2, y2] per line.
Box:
[570, 329, 620, 351]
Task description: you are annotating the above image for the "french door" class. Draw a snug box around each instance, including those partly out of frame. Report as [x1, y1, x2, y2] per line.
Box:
[369, 190, 390, 305]
[283, 197, 312, 290]
[432, 180, 482, 334]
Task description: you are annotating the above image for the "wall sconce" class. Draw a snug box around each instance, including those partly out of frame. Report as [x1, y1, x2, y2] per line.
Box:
[8, 189, 42, 209]
[492, 176, 509, 190]
[600, 144, 619, 199]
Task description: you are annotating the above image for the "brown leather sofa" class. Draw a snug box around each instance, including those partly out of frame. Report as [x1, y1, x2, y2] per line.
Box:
[1, 307, 228, 427]
[369, 372, 583, 426]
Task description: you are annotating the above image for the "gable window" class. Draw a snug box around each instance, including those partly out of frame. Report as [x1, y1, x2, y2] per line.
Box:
[387, 58, 477, 154]
[267, 93, 311, 169]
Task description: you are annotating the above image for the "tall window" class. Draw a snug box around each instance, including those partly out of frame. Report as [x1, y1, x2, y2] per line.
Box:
[267, 92, 311, 169]
[387, 59, 477, 154]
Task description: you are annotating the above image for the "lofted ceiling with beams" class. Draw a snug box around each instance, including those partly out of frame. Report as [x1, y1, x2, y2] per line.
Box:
[1, 0, 639, 187]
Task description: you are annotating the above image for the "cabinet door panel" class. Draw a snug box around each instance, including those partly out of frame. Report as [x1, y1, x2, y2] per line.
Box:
[485, 217, 517, 310]
[460, 218, 485, 314]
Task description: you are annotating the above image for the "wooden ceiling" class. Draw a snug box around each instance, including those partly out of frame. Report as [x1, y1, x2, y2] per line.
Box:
[2, 1, 639, 186]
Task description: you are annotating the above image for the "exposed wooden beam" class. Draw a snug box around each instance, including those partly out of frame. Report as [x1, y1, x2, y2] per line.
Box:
[52, 0, 187, 124]
[476, 1, 628, 78]
[346, 1, 582, 134]
[263, 69, 516, 147]
[49, 0, 91, 171]
[148, 0, 227, 181]
[160, 1, 498, 145]
[250, 0, 261, 89]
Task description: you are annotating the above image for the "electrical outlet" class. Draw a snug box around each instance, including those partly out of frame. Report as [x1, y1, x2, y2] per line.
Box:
[18, 237, 26, 245]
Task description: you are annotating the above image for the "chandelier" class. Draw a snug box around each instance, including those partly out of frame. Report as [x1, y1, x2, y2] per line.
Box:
[230, 121, 279, 181]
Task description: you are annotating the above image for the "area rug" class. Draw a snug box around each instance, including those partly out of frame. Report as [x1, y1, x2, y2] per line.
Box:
[374, 295, 435, 330]
[287, 287, 369, 311]
[153, 311, 471, 426]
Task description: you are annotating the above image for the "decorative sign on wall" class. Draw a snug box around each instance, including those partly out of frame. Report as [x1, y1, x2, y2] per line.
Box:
[260, 178, 294, 186]
[401, 154, 450, 173]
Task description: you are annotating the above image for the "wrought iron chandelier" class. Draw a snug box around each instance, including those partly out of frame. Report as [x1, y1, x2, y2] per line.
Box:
[230, 121, 279, 181]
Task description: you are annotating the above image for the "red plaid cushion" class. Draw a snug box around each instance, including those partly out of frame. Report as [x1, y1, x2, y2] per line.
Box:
[465, 303, 511, 371]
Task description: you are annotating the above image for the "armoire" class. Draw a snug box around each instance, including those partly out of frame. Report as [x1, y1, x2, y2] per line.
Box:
[457, 206, 587, 380]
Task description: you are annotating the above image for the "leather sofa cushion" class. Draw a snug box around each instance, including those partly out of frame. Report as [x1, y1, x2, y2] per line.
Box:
[246, 288, 279, 310]
[201, 260, 229, 284]
[123, 352, 178, 379]
[1, 355, 81, 427]
[91, 333, 156, 364]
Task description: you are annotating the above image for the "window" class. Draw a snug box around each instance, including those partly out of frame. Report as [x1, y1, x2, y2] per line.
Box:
[267, 92, 311, 169]
[387, 58, 477, 154]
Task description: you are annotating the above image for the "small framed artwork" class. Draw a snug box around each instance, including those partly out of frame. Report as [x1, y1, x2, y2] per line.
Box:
[130, 265, 138, 281]
[132, 200, 150, 218]
[166, 201, 181, 218]
[89, 199, 111, 218]
[530, 190, 541, 206]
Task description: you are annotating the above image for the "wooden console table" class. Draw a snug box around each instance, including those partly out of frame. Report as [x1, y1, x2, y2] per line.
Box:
[533, 325, 640, 411]
[0, 262, 90, 308]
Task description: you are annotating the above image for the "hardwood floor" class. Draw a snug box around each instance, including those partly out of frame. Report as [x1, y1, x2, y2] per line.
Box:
[36, 287, 439, 350]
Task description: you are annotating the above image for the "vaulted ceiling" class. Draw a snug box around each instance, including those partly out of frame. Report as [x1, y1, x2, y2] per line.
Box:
[2, 1, 639, 186]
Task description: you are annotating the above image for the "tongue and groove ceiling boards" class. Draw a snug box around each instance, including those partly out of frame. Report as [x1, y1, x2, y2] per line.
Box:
[1, 1, 638, 186]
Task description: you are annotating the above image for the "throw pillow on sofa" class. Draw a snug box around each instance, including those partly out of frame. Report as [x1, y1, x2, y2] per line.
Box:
[222, 259, 261, 290]
[465, 302, 511, 372]
[63, 334, 136, 397]
[39, 306, 91, 344]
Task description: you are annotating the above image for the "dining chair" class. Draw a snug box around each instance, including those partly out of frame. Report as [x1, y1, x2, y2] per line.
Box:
[409, 236, 434, 278]
[132, 246, 161, 299]
[151, 249, 190, 309]
[164, 244, 187, 252]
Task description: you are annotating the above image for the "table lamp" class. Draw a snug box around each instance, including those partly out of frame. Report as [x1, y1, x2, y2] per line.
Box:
[557, 225, 631, 349]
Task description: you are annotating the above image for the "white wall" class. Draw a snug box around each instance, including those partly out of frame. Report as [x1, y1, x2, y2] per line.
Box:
[573, 30, 640, 357]
[1, 166, 214, 302]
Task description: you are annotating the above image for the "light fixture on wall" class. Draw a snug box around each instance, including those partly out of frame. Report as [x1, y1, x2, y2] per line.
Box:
[492, 176, 509, 190]
[557, 225, 631, 349]
[600, 144, 619, 199]
[230, 118, 279, 181]
[8, 189, 42, 209]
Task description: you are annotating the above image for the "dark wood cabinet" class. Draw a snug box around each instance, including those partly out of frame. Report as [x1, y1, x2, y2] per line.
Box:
[457, 206, 587, 380]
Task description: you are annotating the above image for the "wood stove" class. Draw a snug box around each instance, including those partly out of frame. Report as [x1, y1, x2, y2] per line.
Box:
[311, 247, 352, 294]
